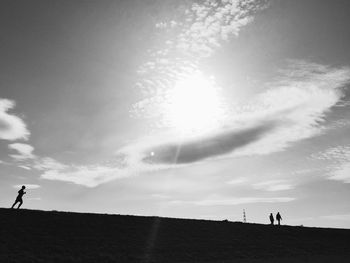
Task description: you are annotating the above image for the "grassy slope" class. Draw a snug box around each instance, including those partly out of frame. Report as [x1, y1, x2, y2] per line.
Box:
[0, 208, 349, 263]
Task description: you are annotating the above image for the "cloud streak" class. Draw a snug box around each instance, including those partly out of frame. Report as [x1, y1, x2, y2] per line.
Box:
[143, 121, 274, 164]
[40, 164, 129, 188]
[252, 180, 294, 191]
[312, 145, 350, 183]
[329, 163, 350, 183]
[8, 143, 35, 160]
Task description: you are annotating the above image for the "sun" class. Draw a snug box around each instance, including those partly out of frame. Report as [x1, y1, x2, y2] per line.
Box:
[163, 72, 226, 135]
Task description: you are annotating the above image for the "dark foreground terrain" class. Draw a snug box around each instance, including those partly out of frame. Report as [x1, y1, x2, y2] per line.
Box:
[0, 208, 350, 263]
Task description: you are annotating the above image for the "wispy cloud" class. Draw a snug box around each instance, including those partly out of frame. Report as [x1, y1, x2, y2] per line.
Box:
[40, 164, 129, 188]
[328, 163, 350, 183]
[0, 98, 29, 141]
[226, 177, 248, 185]
[18, 165, 31, 170]
[25, 155, 131, 187]
[252, 180, 294, 191]
[10, 152, 134, 188]
[133, 0, 268, 122]
[326, 119, 350, 130]
[312, 145, 350, 163]
[170, 197, 295, 206]
[128, 61, 350, 167]
[32, 157, 68, 171]
[232, 61, 350, 156]
[312, 145, 350, 183]
[8, 143, 35, 160]
[155, 0, 269, 58]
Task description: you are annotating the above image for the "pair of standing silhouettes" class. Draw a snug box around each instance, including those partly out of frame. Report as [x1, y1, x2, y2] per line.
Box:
[269, 212, 282, 225]
[11, 185, 26, 209]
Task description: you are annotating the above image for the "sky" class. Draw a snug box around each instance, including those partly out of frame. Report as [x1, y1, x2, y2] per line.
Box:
[1, 0, 350, 228]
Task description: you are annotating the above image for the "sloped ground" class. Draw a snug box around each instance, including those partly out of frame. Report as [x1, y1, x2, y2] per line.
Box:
[0, 208, 349, 263]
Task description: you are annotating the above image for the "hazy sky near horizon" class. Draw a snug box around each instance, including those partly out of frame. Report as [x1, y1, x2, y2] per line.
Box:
[1, 0, 350, 228]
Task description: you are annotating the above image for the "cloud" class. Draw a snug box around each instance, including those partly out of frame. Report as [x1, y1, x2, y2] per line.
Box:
[226, 177, 247, 185]
[129, 61, 350, 166]
[156, 0, 269, 57]
[312, 145, 350, 183]
[7, 145, 124, 187]
[32, 157, 68, 170]
[133, 0, 268, 120]
[311, 145, 350, 163]
[232, 62, 350, 156]
[325, 118, 350, 131]
[29, 155, 132, 187]
[11, 154, 134, 188]
[0, 98, 30, 141]
[40, 165, 129, 188]
[8, 143, 35, 160]
[142, 121, 274, 164]
[170, 197, 295, 206]
[328, 163, 350, 183]
[13, 184, 40, 189]
[252, 180, 294, 191]
[18, 165, 31, 170]
[7, 154, 127, 187]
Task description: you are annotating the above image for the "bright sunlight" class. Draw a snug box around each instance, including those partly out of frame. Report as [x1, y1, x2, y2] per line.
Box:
[163, 72, 227, 134]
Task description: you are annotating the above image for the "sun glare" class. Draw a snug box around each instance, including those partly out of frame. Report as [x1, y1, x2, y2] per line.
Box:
[164, 72, 226, 135]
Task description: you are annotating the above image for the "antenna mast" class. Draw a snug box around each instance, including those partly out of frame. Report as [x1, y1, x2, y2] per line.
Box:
[243, 209, 247, 223]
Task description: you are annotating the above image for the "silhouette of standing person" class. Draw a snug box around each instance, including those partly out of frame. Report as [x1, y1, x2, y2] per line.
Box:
[269, 213, 274, 225]
[276, 212, 282, 225]
[11, 185, 26, 209]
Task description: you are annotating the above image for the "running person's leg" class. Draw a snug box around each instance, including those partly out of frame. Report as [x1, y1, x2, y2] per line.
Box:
[11, 199, 19, 209]
[17, 199, 23, 209]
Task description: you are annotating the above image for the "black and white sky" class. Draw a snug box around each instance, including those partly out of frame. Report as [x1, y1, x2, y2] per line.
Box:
[1, 0, 350, 228]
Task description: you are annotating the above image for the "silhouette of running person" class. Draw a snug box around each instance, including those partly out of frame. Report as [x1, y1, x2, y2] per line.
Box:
[11, 185, 26, 209]
[269, 213, 274, 225]
[276, 212, 282, 225]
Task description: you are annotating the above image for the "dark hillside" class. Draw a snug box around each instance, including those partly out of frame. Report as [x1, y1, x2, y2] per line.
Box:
[0, 208, 349, 262]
